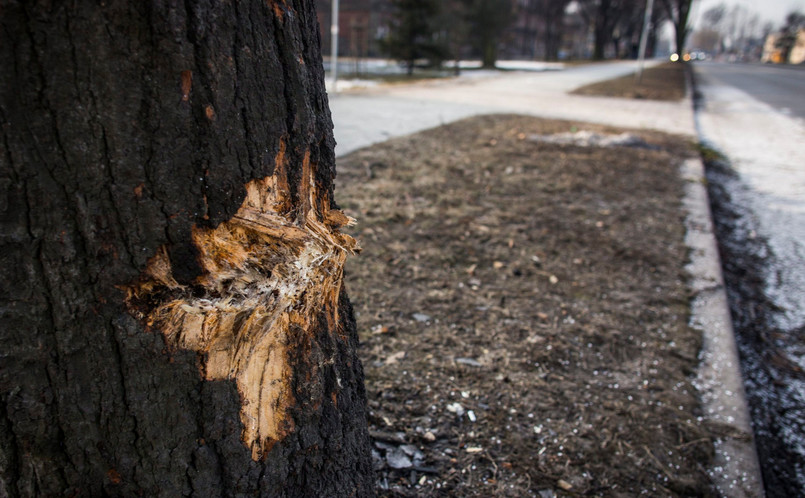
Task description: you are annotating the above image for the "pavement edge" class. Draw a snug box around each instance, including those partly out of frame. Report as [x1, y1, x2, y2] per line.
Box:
[682, 156, 765, 497]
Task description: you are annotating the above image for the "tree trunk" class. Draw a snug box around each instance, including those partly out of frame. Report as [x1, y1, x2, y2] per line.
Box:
[0, 1, 374, 496]
[593, 25, 607, 60]
[482, 39, 497, 69]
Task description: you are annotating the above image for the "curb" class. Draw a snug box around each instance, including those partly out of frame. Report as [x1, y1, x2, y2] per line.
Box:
[682, 155, 765, 497]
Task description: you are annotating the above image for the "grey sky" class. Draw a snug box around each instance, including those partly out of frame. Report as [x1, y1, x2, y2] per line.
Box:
[691, 0, 805, 28]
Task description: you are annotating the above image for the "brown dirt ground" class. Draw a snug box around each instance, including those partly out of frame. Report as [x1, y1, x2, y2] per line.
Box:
[336, 114, 719, 497]
[571, 62, 687, 101]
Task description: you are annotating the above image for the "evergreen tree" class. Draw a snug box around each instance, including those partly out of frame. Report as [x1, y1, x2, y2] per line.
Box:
[382, 0, 448, 74]
[463, 0, 514, 68]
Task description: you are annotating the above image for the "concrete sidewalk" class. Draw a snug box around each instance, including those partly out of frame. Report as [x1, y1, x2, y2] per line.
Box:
[328, 60, 687, 157]
[328, 60, 764, 497]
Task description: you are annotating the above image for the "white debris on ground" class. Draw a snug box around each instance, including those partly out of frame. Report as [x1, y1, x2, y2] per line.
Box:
[529, 130, 650, 148]
[454, 60, 564, 72]
[325, 78, 380, 92]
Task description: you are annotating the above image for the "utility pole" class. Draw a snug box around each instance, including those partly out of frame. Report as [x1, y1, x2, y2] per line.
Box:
[331, 0, 340, 92]
[636, 0, 655, 84]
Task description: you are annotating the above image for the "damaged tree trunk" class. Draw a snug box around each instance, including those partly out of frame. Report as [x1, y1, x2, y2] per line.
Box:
[0, 1, 374, 496]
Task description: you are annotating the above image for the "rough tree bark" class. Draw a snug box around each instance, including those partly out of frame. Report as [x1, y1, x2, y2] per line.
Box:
[0, 1, 374, 496]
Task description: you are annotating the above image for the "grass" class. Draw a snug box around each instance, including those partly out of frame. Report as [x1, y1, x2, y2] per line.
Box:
[570, 62, 688, 101]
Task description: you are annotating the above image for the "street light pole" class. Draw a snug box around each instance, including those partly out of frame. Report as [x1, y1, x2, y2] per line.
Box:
[330, 0, 340, 93]
[636, 0, 655, 84]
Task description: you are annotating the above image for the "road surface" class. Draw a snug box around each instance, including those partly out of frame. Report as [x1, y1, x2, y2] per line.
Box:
[694, 62, 805, 120]
[693, 61, 805, 496]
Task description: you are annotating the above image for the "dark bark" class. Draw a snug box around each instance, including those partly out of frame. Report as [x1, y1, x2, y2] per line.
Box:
[463, 0, 512, 69]
[543, 0, 569, 62]
[0, 1, 374, 496]
[659, 0, 693, 55]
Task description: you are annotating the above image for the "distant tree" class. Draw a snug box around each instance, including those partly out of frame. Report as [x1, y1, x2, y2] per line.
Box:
[578, 0, 636, 60]
[659, 0, 694, 55]
[776, 11, 805, 62]
[463, 0, 515, 68]
[438, 0, 470, 74]
[382, 0, 448, 74]
[699, 3, 727, 52]
[612, 0, 645, 58]
[703, 3, 726, 25]
[697, 3, 766, 58]
[538, 0, 572, 60]
[646, 2, 670, 57]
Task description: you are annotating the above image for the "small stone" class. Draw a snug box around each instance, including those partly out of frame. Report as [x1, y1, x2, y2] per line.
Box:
[412, 313, 431, 322]
[400, 444, 418, 457]
[400, 444, 425, 464]
[423, 431, 436, 442]
[467, 410, 477, 422]
[456, 357, 482, 367]
[384, 351, 406, 365]
[386, 448, 413, 469]
[371, 324, 389, 335]
[446, 402, 465, 416]
[557, 479, 573, 491]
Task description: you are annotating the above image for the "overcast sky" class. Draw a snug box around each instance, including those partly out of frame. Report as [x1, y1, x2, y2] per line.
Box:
[691, 0, 805, 29]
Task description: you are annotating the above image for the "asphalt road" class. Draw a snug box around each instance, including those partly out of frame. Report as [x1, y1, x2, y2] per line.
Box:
[693, 61, 805, 120]
[693, 61, 805, 495]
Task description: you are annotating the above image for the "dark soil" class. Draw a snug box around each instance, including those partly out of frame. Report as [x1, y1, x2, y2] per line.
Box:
[571, 62, 687, 101]
[336, 114, 718, 496]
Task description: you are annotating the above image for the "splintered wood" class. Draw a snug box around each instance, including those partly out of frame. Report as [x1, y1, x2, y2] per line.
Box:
[124, 163, 358, 460]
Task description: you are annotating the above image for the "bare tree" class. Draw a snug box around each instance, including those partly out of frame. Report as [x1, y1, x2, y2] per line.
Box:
[578, 0, 638, 60]
[539, 0, 573, 60]
[463, 0, 515, 68]
[659, 0, 694, 55]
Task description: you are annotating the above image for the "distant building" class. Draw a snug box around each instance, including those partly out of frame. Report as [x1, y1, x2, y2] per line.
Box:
[762, 29, 805, 64]
[316, 0, 392, 59]
[790, 29, 805, 64]
[762, 33, 783, 63]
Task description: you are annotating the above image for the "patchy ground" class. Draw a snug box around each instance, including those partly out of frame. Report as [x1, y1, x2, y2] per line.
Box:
[335, 114, 717, 496]
[571, 62, 687, 101]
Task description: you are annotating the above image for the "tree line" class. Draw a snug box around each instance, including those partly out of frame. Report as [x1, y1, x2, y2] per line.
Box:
[347, 0, 695, 71]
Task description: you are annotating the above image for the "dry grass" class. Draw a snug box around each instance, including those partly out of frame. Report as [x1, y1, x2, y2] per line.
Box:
[337, 115, 716, 496]
[571, 62, 688, 101]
